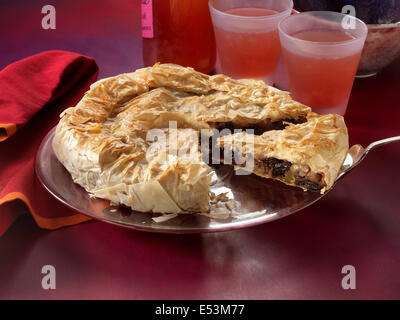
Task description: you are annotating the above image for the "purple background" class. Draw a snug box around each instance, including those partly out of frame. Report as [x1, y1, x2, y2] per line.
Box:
[0, 0, 143, 78]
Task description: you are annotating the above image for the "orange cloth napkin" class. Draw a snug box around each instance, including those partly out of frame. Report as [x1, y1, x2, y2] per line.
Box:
[0, 50, 99, 236]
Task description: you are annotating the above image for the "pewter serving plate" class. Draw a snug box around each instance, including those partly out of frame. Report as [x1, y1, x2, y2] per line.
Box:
[35, 128, 400, 233]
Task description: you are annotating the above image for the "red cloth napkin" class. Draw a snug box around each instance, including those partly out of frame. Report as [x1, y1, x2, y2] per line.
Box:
[0, 50, 99, 236]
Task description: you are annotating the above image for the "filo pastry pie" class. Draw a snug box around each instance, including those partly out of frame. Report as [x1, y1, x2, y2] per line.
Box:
[53, 63, 349, 215]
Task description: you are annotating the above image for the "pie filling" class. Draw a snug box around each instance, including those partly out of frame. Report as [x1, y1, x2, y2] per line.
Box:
[218, 147, 324, 192]
[212, 116, 307, 135]
[256, 158, 324, 192]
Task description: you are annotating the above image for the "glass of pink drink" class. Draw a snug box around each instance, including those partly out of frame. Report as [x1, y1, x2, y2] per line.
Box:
[278, 11, 368, 115]
[209, 0, 293, 85]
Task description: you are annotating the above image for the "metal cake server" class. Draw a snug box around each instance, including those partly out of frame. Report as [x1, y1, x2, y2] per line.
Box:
[337, 136, 400, 181]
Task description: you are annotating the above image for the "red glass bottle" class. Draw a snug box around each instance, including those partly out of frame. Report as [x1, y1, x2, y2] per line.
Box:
[141, 0, 216, 74]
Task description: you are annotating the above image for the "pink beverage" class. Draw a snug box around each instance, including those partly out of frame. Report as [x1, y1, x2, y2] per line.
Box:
[283, 30, 361, 112]
[213, 8, 282, 80]
[278, 11, 368, 115]
[209, 0, 294, 85]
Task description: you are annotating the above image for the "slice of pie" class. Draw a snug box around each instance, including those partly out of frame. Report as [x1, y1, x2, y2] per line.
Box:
[216, 113, 348, 193]
[53, 63, 349, 215]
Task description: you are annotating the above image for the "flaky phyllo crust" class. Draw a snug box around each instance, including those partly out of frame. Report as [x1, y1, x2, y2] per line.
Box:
[53, 63, 349, 214]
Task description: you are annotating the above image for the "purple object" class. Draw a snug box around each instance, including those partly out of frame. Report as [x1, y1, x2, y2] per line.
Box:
[294, 0, 400, 24]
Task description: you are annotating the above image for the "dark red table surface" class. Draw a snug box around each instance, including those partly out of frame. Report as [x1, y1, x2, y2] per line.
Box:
[0, 1, 399, 299]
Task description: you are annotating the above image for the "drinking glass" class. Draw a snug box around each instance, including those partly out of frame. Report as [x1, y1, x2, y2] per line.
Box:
[278, 11, 368, 115]
[209, 0, 293, 85]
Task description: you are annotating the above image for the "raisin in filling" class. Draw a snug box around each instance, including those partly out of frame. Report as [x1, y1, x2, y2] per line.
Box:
[263, 158, 292, 177]
[294, 177, 323, 192]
